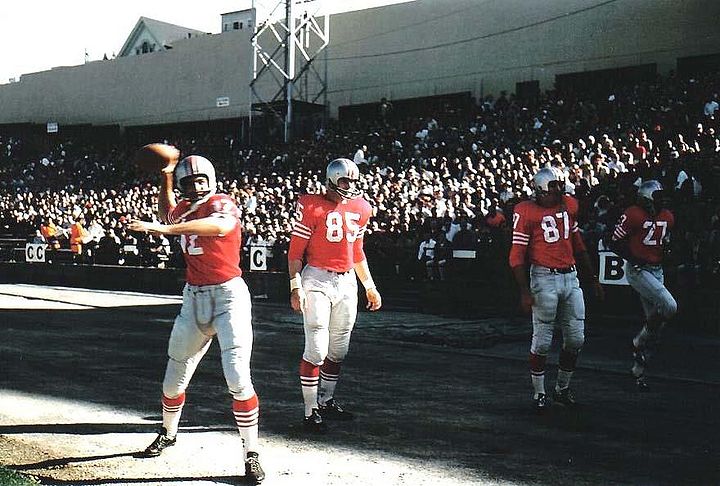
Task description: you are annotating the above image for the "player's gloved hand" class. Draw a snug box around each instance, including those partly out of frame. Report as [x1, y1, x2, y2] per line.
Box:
[290, 287, 306, 313]
[366, 288, 382, 311]
[519, 289, 534, 315]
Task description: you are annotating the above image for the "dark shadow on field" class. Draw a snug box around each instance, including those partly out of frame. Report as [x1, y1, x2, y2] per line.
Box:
[11, 452, 137, 471]
[1, 304, 718, 486]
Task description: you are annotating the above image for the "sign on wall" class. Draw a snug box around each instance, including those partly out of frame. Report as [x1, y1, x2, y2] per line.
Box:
[25, 243, 47, 263]
[249, 246, 267, 271]
[216, 96, 230, 107]
[46, 122, 58, 133]
[597, 241, 629, 286]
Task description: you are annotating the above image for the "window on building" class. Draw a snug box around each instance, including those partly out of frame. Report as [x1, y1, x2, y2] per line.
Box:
[233, 21, 240, 30]
[224, 23, 229, 32]
[141, 41, 149, 54]
[248, 20, 253, 28]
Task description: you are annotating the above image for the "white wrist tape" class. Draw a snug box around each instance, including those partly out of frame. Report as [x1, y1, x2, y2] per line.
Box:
[361, 278, 376, 291]
[290, 275, 302, 291]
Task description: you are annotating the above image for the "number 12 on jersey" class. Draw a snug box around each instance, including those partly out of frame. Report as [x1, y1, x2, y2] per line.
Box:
[326, 211, 361, 243]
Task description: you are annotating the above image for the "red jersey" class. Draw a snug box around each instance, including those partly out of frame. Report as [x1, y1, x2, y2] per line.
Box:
[612, 206, 674, 264]
[509, 195, 586, 268]
[168, 194, 242, 286]
[288, 194, 373, 273]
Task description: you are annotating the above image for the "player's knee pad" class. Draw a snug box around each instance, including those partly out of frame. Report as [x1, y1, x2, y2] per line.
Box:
[221, 347, 254, 400]
[302, 349, 327, 367]
[162, 358, 192, 398]
[530, 322, 554, 355]
[660, 294, 678, 320]
[563, 321, 585, 353]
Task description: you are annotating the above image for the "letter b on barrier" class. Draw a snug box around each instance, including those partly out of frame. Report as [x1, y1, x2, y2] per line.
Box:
[599, 253, 629, 285]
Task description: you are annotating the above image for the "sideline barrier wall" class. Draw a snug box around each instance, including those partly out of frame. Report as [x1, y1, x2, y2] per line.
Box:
[0, 263, 716, 334]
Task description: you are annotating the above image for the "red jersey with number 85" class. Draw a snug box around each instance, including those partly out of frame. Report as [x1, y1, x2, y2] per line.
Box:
[168, 194, 242, 286]
[288, 194, 372, 272]
[509, 195, 586, 268]
[612, 205, 674, 264]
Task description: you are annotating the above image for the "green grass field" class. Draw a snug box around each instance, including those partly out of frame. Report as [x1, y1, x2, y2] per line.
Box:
[0, 466, 39, 485]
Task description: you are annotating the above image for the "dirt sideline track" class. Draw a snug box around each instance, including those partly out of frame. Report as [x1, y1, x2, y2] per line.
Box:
[0, 284, 717, 486]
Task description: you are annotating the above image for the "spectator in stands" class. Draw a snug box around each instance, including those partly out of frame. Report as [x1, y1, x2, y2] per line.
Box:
[69, 216, 89, 264]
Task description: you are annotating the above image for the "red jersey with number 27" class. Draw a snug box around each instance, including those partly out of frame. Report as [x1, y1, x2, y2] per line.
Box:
[612, 206, 674, 264]
[288, 194, 372, 273]
[509, 195, 586, 268]
[168, 194, 242, 286]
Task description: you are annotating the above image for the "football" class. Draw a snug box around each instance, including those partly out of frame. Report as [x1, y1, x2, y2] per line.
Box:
[134, 143, 180, 173]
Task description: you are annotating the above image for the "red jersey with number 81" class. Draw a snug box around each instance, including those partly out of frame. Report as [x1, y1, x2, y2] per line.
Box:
[509, 195, 586, 268]
[168, 194, 242, 286]
[612, 205, 674, 264]
[288, 194, 372, 272]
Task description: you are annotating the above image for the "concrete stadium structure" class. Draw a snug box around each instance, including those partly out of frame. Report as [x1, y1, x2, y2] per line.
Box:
[0, 0, 717, 129]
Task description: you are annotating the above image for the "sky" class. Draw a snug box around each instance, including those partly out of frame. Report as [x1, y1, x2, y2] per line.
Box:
[0, 0, 409, 85]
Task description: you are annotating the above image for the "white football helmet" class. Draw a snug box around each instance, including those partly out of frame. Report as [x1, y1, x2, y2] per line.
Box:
[532, 167, 561, 199]
[326, 158, 362, 199]
[637, 180, 663, 201]
[174, 155, 217, 201]
[637, 179, 663, 215]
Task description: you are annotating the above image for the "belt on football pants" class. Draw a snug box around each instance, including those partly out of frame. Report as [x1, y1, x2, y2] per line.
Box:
[547, 265, 576, 274]
[322, 268, 351, 275]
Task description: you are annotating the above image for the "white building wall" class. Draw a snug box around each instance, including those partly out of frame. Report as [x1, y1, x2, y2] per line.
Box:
[0, 0, 717, 127]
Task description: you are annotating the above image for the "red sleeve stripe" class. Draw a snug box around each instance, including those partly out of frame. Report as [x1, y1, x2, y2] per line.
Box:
[292, 231, 311, 240]
[292, 224, 312, 235]
[512, 239, 529, 246]
[513, 231, 530, 239]
[295, 221, 311, 231]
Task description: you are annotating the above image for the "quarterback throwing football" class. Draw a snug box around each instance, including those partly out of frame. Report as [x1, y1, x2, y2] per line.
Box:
[128, 154, 264, 483]
[288, 158, 382, 432]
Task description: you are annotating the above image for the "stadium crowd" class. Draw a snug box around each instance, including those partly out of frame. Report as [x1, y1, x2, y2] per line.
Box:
[1, 69, 719, 287]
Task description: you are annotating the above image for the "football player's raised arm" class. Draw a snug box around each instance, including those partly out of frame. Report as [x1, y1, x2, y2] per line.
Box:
[158, 170, 177, 223]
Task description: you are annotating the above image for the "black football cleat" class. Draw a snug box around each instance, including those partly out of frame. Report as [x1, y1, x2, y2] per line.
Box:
[534, 393, 551, 413]
[318, 398, 354, 421]
[303, 408, 326, 433]
[141, 427, 176, 457]
[244, 451, 265, 484]
[552, 387, 578, 407]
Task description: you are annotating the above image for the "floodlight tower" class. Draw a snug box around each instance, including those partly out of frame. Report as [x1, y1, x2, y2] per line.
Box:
[250, 0, 330, 143]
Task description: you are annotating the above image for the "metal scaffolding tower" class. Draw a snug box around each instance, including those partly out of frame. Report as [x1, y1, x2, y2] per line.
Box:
[250, 0, 330, 143]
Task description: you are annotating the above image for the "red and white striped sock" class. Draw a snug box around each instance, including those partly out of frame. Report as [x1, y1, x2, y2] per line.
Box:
[233, 394, 259, 459]
[529, 353, 547, 399]
[318, 359, 342, 406]
[300, 359, 319, 417]
[162, 393, 185, 438]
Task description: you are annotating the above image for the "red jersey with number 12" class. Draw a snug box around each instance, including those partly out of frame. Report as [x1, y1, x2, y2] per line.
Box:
[288, 194, 372, 272]
[509, 195, 586, 268]
[168, 194, 242, 286]
[612, 206, 674, 264]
